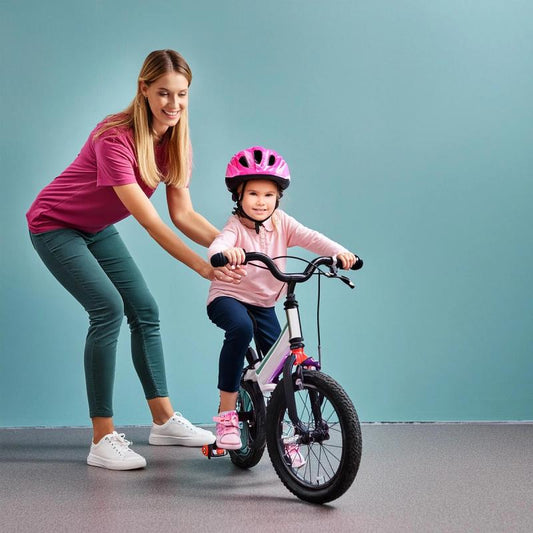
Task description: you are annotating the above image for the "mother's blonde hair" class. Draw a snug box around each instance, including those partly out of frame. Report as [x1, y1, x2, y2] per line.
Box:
[95, 49, 192, 188]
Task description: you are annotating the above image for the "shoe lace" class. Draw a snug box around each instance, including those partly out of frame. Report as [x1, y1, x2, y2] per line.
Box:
[173, 412, 196, 430]
[213, 412, 239, 428]
[285, 443, 303, 459]
[109, 432, 133, 455]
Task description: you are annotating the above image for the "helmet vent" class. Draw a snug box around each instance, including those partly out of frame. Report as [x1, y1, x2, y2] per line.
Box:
[253, 150, 263, 164]
[268, 155, 276, 166]
[238, 156, 249, 168]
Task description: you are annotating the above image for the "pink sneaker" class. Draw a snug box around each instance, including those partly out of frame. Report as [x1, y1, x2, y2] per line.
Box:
[285, 443, 306, 468]
[213, 410, 242, 450]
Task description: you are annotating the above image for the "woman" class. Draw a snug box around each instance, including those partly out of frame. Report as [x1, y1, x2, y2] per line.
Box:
[26, 49, 241, 470]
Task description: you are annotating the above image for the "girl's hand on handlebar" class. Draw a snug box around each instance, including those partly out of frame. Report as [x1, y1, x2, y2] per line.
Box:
[223, 247, 247, 268]
[337, 252, 358, 270]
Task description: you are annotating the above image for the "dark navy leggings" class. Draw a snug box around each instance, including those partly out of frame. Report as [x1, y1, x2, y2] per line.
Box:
[207, 297, 281, 392]
[30, 225, 168, 417]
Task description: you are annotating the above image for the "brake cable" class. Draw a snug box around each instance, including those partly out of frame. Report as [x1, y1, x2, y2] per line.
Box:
[246, 255, 344, 368]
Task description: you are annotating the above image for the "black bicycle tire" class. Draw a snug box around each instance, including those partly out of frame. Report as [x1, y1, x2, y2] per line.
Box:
[229, 380, 266, 469]
[266, 370, 362, 503]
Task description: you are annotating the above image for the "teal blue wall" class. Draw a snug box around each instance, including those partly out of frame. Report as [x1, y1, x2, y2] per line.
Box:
[1, 1, 532, 426]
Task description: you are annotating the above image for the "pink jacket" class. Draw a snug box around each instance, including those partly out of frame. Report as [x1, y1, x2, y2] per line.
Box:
[207, 210, 348, 307]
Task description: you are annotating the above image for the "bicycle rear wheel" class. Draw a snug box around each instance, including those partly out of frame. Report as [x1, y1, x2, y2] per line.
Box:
[229, 379, 266, 469]
[266, 370, 362, 503]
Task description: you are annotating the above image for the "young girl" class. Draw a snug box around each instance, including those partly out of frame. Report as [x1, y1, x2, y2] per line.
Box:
[207, 146, 357, 458]
[26, 50, 242, 470]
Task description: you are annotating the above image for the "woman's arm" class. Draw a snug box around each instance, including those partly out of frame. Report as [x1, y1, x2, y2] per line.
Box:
[166, 186, 219, 247]
[113, 183, 221, 280]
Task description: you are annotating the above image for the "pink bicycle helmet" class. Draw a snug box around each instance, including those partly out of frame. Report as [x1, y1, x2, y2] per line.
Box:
[225, 146, 290, 194]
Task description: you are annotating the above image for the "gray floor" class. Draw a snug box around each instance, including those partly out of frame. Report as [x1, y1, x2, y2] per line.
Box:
[1, 423, 532, 533]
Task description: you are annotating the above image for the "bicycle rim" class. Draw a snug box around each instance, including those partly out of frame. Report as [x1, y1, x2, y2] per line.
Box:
[266, 370, 362, 503]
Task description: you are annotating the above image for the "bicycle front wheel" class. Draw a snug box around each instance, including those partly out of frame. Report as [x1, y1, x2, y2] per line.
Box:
[229, 380, 266, 469]
[266, 370, 362, 503]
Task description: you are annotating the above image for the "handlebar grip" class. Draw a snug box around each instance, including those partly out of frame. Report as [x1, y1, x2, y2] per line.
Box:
[210, 252, 229, 267]
[336, 256, 364, 270]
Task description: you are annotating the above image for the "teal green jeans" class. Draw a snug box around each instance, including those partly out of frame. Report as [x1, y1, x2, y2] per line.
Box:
[30, 225, 168, 417]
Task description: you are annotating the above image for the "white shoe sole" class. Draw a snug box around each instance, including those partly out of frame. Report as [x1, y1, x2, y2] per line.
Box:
[87, 453, 146, 470]
[217, 441, 242, 450]
[148, 433, 216, 446]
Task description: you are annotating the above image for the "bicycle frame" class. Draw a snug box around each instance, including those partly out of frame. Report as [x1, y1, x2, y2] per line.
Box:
[243, 288, 319, 395]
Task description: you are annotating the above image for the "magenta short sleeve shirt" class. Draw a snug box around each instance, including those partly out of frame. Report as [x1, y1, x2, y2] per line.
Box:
[26, 121, 170, 234]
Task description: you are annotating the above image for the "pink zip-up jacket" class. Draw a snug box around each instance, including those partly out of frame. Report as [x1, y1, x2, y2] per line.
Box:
[207, 210, 348, 307]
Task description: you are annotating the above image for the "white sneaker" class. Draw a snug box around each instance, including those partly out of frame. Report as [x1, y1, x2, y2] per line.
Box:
[87, 432, 147, 470]
[149, 412, 216, 446]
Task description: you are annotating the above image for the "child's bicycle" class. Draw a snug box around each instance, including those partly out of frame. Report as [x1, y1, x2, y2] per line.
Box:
[202, 251, 363, 504]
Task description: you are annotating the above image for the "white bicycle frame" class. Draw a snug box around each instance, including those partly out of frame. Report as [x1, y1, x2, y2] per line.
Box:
[243, 302, 305, 394]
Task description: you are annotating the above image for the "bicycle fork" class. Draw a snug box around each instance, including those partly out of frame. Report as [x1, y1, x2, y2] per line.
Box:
[282, 292, 328, 445]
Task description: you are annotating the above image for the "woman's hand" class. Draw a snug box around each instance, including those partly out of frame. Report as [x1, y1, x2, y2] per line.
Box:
[210, 265, 246, 284]
[336, 252, 358, 270]
[204, 249, 246, 284]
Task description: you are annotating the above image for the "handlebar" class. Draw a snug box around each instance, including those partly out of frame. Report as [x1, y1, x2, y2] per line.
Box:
[210, 251, 363, 284]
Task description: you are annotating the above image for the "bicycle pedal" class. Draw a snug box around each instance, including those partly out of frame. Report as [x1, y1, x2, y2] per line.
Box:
[202, 443, 228, 459]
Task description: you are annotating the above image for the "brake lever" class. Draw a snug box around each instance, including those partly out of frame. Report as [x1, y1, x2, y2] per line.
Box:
[339, 275, 355, 289]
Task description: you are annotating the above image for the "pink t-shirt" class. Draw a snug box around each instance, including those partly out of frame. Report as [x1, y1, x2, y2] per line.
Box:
[26, 120, 174, 234]
[207, 210, 348, 307]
